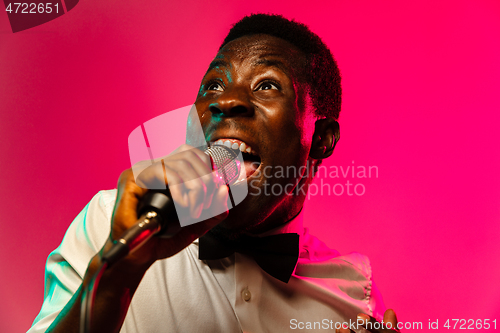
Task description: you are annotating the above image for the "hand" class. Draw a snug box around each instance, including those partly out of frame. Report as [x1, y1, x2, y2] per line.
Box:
[49, 145, 230, 333]
[336, 309, 400, 333]
[103, 144, 229, 271]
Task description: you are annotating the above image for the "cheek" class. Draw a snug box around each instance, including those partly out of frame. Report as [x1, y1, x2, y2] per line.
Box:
[194, 102, 214, 134]
[268, 116, 309, 166]
[290, 105, 316, 156]
[300, 116, 316, 150]
[267, 102, 314, 162]
[293, 85, 316, 151]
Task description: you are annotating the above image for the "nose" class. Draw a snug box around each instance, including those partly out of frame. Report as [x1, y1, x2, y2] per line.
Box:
[209, 88, 253, 117]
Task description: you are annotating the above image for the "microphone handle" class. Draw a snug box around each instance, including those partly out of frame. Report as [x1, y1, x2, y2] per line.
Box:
[101, 211, 159, 265]
[137, 190, 182, 237]
[102, 191, 181, 266]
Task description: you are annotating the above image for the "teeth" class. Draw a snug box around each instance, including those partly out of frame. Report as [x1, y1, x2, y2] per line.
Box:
[212, 138, 257, 156]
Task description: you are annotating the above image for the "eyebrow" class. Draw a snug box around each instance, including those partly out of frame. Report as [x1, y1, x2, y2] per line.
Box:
[251, 58, 290, 75]
[207, 59, 230, 72]
[206, 57, 290, 75]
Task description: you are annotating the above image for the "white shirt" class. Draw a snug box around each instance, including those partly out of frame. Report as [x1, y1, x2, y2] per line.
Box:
[29, 190, 386, 332]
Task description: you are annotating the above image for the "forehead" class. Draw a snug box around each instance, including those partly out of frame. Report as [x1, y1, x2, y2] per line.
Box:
[209, 34, 306, 76]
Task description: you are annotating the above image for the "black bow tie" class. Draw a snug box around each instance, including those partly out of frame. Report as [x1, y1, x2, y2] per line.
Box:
[198, 231, 300, 283]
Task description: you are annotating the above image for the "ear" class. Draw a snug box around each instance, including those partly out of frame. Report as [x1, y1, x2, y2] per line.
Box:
[309, 118, 340, 160]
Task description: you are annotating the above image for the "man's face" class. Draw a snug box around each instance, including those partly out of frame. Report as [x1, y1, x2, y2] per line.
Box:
[194, 34, 317, 232]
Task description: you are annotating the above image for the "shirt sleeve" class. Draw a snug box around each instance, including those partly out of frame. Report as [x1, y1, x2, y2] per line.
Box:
[369, 279, 387, 322]
[28, 190, 116, 333]
[345, 252, 387, 321]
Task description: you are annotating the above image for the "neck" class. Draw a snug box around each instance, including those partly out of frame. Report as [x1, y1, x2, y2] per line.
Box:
[210, 203, 303, 240]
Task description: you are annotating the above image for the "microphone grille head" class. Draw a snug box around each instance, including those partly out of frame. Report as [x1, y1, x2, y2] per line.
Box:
[205, 145, 241, 185]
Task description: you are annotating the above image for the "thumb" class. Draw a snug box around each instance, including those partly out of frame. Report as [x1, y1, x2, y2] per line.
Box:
[383, 309, 398, 331]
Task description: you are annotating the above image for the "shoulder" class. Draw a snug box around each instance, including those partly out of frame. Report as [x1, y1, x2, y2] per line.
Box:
[29, 190, 119, 332]
[55, 189, 117, 277]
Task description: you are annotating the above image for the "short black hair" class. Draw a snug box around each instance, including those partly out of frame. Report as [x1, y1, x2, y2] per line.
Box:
[220, 14, 341, 120]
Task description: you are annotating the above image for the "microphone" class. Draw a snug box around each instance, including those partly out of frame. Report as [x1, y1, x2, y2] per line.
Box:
[102, 145, 241, 266]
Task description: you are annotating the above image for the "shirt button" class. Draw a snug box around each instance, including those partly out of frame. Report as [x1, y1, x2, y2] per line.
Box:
[241, 288, 251, 302]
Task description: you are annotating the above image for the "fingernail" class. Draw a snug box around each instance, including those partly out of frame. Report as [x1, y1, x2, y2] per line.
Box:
[357, 313, 370, 324]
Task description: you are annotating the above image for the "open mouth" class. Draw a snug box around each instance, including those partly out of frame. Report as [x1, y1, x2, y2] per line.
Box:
[210, 138, 262, 178]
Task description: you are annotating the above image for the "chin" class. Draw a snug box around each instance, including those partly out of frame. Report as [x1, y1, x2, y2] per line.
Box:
[221, 183, 287, 234]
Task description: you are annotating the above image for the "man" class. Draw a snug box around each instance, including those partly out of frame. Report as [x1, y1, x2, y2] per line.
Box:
[30, 14, 399, 333]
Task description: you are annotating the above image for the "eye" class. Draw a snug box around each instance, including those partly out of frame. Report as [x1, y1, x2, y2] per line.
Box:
[206, 81, 224, 91]
[256, 80, 280, 91]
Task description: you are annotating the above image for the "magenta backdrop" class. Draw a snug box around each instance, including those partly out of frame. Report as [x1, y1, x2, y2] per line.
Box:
[1, 1, 499, 332]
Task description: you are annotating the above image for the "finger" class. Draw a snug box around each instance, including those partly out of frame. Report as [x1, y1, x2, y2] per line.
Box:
[183, 145, 211, 167]
[357, 313, 397, 332]
[134, 161, 168, 190]
[163, 156, 200, 184]
[191, 184, 230, 224]
[208, 185, 230, 222]
[166, 160, 206, 219]
[135, 154, 212, 221]
[169, 145, 212, 174]
[111, 189, 139, 240]
[163, 165, 189, 208]
[335, 326, 355, 333]
[169, 143, 196, 155]
[164, 153, 215, 211]
[134, 145, 210, 190]
[130, 159, 159, 185]
[185, 178, 206, 219]
[200, 172, 216, 208]
[111, 170, 149, 239]
[383, 309, 398, 331]
[167, 149, 215, 207]
[164, 158, 210, 215]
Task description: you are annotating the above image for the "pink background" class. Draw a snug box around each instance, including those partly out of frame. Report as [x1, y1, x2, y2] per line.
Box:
[1, 0, 499, 331]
